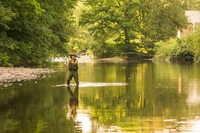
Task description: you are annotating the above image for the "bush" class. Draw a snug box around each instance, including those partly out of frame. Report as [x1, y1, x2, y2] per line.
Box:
[154, 39, 178, 61]
[184, 28, 200, 62]
[154, 38, 194, 62]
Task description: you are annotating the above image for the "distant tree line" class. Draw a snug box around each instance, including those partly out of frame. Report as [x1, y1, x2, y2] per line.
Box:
[0, 0, 200, 66]
[79, 0, 189, 58]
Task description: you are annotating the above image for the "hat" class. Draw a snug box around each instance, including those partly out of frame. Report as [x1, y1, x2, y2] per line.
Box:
[69, 53, 77, 57]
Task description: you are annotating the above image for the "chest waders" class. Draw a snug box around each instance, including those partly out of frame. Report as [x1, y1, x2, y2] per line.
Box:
[67, 59, 79, 85]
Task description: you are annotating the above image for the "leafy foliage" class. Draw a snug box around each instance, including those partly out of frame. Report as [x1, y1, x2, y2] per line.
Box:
[154, 28, 200, 62]
[185, 28, 200, 62]
[80, 0, 143, 53]
[142, 0, 187, 41]
[0, 0, 198, 65]
[184, 0, 200, 9]
[80, 0, 187, 58]
[0, 0, 77, 66]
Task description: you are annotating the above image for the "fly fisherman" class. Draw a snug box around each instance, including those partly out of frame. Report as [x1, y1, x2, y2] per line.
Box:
[63, 53, 79, 86]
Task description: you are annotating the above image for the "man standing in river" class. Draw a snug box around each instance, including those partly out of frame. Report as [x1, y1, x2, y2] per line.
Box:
[63, 53, 79, 86]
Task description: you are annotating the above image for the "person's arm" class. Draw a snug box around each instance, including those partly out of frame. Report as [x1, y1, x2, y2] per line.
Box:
[71, 60, 78, 65]
[62, 61, 69, 67]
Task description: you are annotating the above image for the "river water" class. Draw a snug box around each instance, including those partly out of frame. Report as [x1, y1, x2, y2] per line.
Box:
[1, 61, 200, 133]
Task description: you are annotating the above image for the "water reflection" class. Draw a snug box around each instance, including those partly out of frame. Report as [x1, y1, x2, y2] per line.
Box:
[1, 62, 200, 132]
[187, 79, 200, 105]
[65, 86, 79, 118]
[64, 86, 88, 133]
[64, 86, 94, 133]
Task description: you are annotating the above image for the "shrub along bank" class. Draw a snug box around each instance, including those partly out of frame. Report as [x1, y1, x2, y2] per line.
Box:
[154, 28, 200, 62]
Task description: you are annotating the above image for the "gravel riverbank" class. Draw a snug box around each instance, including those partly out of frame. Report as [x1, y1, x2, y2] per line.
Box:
[0, 67, 55, 86]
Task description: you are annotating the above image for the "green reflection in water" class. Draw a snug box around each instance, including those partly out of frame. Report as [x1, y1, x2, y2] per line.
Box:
[0, 70, 76, 133]
[0, 62, 200, 133]
[79, 62, 200, 132]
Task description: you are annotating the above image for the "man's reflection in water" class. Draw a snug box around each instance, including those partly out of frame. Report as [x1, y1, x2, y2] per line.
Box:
[64, 86, 79, 118]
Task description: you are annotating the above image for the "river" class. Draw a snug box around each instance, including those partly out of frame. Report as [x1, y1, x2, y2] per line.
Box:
[0, 60, 200, 133]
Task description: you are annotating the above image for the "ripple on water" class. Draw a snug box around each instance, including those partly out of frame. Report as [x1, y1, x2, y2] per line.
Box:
[55, 82, 127, 88]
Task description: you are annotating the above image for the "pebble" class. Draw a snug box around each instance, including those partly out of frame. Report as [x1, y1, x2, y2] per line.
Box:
[0, 67, 55, 85]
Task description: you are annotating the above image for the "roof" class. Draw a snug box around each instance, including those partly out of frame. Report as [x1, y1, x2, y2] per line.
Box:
[185, 10, 200, 23]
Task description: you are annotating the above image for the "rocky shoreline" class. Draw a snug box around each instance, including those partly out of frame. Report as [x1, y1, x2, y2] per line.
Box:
[0, 67, 55, 87]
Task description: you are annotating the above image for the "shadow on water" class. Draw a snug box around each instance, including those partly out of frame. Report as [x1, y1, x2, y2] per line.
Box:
[1, 61, 200, 132]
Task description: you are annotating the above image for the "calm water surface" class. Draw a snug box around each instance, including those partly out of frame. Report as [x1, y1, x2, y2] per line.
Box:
[1, 61, 200, 133]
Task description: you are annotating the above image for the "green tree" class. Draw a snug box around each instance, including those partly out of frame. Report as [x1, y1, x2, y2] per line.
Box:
[142, 0, 187, 42]
[80, 0, 188, 57]
[68, 1, 93, 53]
[0, 0, 78, 66]
[38, 0, 78, 54]
[0, 2, 16, 66]
[80, 0, 143, 57]
[184, 0, 200, 9]
[0, 2, 15, 31]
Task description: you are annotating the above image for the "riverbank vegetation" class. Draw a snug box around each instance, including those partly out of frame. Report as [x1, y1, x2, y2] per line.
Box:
[79, 0, 188, 58]
[154, 28, 200, 62]
[0, 0, 200, 66]
[0, 0, 78, 66]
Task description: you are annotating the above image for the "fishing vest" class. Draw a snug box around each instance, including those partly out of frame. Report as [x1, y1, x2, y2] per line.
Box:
[68, 59, 78, 71]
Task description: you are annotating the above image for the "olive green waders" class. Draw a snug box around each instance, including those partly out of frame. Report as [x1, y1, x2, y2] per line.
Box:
[67, 70, 79, 85]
